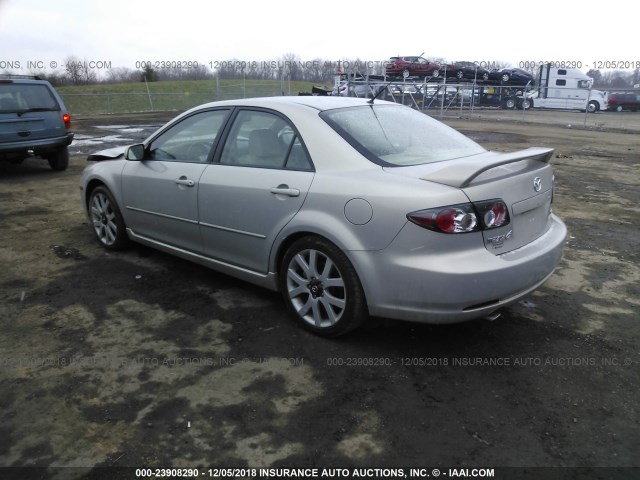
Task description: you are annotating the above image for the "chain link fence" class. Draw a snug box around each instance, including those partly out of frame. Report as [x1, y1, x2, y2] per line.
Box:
[60, 80, 289, 115]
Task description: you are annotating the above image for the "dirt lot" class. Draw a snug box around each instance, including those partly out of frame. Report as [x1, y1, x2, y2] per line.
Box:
[0, 108, 638, 479]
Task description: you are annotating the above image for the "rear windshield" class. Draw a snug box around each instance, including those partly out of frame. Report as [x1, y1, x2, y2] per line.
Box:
[320, 104, 486, 166]
[0, 83, 59, 113]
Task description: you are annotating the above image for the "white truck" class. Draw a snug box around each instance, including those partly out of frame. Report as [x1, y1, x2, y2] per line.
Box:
[523, 64, 607, 112]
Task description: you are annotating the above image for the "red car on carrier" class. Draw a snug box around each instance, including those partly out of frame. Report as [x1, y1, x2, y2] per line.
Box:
[385, 56, 440, 78]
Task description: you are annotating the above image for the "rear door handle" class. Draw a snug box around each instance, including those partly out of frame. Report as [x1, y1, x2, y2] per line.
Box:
[270, 185, 300, 197]
[176, 176, 195, 187]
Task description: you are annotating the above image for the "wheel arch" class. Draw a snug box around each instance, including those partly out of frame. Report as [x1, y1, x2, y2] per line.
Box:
[271, 228, 361, 277]
[84, 178, 107, 207]
[273, 231, 318, 275]
[270, 228, 370, 306]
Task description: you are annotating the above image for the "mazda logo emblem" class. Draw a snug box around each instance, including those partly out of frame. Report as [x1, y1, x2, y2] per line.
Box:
[533, 177, 542, 192]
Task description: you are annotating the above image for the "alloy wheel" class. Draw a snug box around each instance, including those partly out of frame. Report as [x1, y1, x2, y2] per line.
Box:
[91, 192, 118, 246]
[286, 248, 347, 328]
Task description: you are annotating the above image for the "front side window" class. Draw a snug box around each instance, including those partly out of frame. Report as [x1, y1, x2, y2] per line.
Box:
[148, 109, 229, 163]
[321, 104, 486, 167]
[219, 110, 312, 170]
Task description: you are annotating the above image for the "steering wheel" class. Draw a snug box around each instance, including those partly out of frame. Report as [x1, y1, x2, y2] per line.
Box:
[184, 141, 212, 162]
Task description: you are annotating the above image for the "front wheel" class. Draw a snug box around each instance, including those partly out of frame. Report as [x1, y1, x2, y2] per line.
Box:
[588, 101, 600, 113]
[280, 236, 367, 337]
[88, 186, 129, 250]
[615, 105, 623, 112]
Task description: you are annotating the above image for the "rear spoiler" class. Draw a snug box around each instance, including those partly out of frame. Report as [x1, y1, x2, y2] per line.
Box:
[420, 147, 554, 188]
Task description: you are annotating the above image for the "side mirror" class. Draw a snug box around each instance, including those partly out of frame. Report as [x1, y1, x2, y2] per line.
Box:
[125, 144, 145, 161]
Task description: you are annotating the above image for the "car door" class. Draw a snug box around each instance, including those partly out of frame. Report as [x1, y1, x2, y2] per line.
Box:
[198, 109, 314, 273]
[121, 108, 230, 253]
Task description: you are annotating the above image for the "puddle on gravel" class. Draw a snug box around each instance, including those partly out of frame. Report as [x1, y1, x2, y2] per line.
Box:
[70, 124, 161, 154]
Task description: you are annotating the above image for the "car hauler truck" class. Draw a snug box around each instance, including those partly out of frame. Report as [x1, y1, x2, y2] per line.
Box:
[523, 64, 607, 112]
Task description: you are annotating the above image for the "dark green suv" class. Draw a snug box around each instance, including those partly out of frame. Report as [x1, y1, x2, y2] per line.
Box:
[0, 75, 74, 170]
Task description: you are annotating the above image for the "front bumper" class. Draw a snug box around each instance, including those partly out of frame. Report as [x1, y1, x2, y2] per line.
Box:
[349, 213, 567, 324]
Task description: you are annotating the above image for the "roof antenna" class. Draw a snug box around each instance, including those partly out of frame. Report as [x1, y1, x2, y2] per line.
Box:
[367, 81, 390, 104]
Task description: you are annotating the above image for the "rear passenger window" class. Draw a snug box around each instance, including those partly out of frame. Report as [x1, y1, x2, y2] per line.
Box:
[285, 136, 313, 170]
[555, 79, 566, 86]
[219, 110, 313, 171]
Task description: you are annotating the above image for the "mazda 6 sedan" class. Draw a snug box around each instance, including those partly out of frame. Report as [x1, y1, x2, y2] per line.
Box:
[80, 96, 566, 337]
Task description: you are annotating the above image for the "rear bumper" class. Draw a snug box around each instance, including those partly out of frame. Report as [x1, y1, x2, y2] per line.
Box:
[0, 132, 74, 158]
[349, 213, 567, 324]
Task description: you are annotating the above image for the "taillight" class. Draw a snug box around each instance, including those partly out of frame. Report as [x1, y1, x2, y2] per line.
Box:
[407, 199, 510, 234]
[474, 199, 509, 229]
[63, 113, 71, 129]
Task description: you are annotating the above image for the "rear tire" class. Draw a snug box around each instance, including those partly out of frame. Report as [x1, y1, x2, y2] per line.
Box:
[615, 105, 623, 112]
[280, 236, 367, 337]
[47, 147, 69, 171]
[88, 186, 129, 251]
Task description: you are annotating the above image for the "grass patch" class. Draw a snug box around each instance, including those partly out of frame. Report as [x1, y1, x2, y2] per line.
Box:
[57, 79, 328, 115]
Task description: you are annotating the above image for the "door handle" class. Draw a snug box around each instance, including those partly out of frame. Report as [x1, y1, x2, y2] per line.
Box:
[175, 176, 195, 187]
[270, 185, 300, 197]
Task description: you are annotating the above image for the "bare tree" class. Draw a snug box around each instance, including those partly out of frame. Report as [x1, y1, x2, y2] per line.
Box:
[281, 52, 302, 81]
[106, 67, 138, 84]
[586, 69, 603, 87]
[64, 56, 97, 85]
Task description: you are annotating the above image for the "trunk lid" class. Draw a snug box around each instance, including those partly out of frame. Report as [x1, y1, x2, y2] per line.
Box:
[384, 148, 556, 254]
[0, 114, 57, 143]
[460, 157, 554, 254]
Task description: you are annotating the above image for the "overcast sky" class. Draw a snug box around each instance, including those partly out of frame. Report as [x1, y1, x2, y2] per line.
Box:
[0, 0, 636, 76]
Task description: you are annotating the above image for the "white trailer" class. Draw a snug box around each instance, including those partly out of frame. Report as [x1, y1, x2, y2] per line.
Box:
[524, 65, 607, 112]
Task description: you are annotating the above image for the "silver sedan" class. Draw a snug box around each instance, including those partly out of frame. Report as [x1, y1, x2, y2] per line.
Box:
[80, 97, 566, 337]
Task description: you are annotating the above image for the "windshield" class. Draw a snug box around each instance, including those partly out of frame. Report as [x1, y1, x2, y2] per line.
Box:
[320, 104, 486, 166]
[0, 83, 59, 113]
